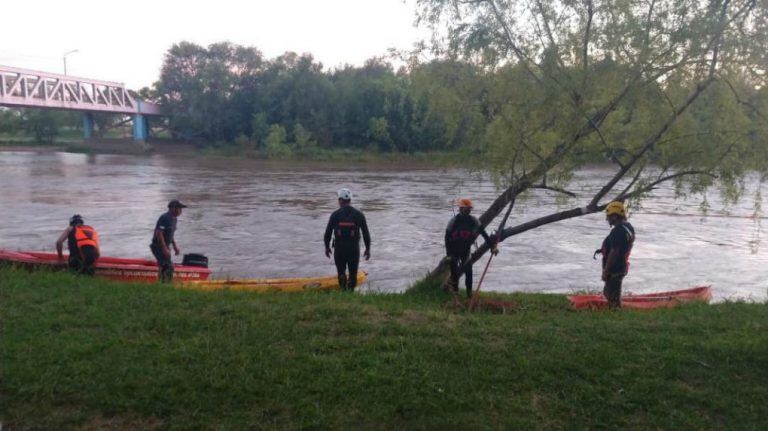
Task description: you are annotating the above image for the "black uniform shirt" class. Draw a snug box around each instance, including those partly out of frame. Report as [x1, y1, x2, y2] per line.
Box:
[324, 206, 371, 250]
[152, 212, 177, 247]
[445, 213, 491, 255]
[601, 221, 635, 274]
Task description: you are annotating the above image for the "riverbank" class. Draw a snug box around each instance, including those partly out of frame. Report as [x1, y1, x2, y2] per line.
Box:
[0, 137, 466, 164]
[1, 268, 766, 430]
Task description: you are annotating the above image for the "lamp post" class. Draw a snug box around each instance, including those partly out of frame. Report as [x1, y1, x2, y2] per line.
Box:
[62, 49, 78, 75]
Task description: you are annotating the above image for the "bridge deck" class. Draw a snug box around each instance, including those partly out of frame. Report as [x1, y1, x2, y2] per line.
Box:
[0, 65, 163, 116]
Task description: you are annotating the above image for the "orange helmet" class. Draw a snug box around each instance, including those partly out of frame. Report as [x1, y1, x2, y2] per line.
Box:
[457, 198, 473, 208]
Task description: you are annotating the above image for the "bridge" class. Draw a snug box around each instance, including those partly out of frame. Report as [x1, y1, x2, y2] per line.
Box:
[0, 65, 164, 141]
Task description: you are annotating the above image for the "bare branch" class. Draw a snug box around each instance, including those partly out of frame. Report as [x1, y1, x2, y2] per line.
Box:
[582, 0, 594, 80]
[530, 184, 577, 197]
[720, 74, 768, 123]
[616, 170, 718, 201]
[617, 161, 647, 197]
[588, 72, 718, 209]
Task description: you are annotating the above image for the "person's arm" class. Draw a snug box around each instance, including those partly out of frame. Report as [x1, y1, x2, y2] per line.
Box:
[602, 249, 620, 281]
[55, 227, 71, 259]
[172, 239, 180, 256]
[479, 227, 492, 244]
[602, 231, 623, 281]
[155, 229, 171, 259]
[445, 218, 455, 255]
[323, 213, 335, 258]
[359, 212, 371, 260]
[475, 218, 498, 254]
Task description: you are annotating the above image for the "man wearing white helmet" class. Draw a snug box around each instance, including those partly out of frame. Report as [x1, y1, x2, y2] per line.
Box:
[323, 188, 371, 291]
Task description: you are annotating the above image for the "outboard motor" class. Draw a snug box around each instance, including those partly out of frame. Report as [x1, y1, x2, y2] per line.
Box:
[182, 253, 209, 268]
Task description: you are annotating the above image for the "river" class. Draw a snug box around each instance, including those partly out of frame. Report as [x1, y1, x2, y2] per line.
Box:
[0, 150, 765, 301]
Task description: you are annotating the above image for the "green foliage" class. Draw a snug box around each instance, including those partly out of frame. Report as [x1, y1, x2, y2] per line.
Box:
[2, 268, 767, 429]
[265, 124, 292, 158]
[366, 117, 393, 151]
[0, 108, 22, 135]
[250, 111, 269, 148]
[292, 122, 315, 154]
[153, 44, 503, 155]
[411, 0, 768, 211]
[23, 110, 62, 143]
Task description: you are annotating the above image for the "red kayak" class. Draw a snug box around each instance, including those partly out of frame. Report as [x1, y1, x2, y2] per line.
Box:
[567, 286, 712, 310]
[0, 249, 210, 282]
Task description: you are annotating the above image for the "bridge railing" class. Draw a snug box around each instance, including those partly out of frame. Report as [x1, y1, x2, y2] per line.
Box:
[0, 65, 162, 116]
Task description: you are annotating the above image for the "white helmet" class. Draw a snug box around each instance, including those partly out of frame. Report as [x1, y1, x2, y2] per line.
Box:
[337, 188, 352, 201]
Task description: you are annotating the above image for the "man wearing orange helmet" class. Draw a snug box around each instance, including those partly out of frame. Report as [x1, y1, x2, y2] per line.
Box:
[598, 200, 635, 309]
[445, 198, 498, 298]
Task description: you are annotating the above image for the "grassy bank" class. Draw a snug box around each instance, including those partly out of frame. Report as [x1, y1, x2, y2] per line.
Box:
[1, 268, 767, 430]
[0, 137, 467, 165]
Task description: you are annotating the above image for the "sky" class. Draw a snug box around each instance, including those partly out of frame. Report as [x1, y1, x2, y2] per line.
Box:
[0, 0, 428, 90]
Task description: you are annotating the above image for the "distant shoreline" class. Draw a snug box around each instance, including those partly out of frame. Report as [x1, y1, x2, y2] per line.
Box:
[0, 139, 464, 165]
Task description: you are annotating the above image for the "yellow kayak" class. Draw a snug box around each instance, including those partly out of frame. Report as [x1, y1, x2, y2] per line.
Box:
[179, 270, 366, 293]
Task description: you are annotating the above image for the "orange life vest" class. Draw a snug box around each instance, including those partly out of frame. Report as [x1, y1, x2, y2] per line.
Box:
[73, 225, 100, 251]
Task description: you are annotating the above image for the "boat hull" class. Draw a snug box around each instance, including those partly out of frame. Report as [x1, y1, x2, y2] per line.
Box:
[567, 286, 712, 309]
[181, 271, 366, 293]
[0, 249, 211, 282]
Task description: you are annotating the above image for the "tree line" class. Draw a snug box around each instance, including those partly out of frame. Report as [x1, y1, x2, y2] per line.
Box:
[148, 41, 494, 156]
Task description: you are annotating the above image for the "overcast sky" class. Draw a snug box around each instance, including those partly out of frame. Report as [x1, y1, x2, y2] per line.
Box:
[0, 0, 427, 89]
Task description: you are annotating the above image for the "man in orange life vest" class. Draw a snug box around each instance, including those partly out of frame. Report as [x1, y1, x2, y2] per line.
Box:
[56, 214, 100, 276]
[324, 188, 371, 291]
[445, 198, 497, 298]
[150, 199, 187, 283]
[598, 201, 635, 309]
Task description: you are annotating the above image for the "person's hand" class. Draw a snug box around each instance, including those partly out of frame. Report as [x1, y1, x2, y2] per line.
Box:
[491, 245, 499, 256]
[173, 244, 180, 256]
[364, 248, 371, 261]
[325, 247, 332, 259]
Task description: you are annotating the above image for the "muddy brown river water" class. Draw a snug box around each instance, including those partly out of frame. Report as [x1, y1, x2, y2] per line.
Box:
[1, 150, 765, 301]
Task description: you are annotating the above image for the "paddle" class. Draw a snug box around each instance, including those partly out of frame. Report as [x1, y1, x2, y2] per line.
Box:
[469, 197, 515, 311]
[469, 196, 515, 311]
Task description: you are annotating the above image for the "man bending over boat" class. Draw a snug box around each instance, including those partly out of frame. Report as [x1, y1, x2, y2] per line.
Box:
[324, 188, 371, 291]
[598, 201, 635, 309]
[56, 214, 100, 276]
[150, 200, 187, 283]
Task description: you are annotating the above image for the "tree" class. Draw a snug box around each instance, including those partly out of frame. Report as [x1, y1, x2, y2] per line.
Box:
[22, 110, 61, 143]
[265, 124, 292, 158]
[366, 117, 394, 151]
[0, 108, 22, 135]
[415, 0, 768, 280]
[250, 112, 270, 148]
[292, 122, 316, 154]
[155, 41, 265, 141]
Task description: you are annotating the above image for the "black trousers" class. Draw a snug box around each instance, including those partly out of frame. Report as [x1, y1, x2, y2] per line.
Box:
[333, 244, 360, 291]
[150, 244, 174, 283]
[603, 274, 625, 309]
[68, 245, 98, 276]
[448, 250, 473, 298]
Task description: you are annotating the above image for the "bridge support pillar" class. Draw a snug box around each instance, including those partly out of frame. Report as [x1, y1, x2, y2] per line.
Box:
[82, 113, 94, 140]
[132, 114, 148, 141]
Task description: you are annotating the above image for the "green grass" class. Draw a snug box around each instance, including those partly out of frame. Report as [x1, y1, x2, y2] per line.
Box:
[1, 268, 767, 430]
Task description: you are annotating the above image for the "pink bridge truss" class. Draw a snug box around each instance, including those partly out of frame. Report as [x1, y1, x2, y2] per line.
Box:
[0, 65, 163, 116]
